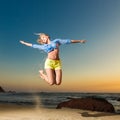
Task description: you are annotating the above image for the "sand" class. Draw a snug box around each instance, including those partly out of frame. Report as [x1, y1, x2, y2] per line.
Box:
[0, 104, 120, 120]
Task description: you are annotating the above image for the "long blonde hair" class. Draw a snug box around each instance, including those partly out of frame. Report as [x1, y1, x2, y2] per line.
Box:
[36, 33, 50, 44]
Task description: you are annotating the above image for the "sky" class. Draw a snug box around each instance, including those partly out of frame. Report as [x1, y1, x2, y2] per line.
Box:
[0, 0, 120, 92]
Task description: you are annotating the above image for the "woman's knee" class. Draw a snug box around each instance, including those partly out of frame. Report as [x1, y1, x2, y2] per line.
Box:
[49, 82, 54, 85]
[55, 80, 61, 85]
[48, 79, 56, 85]
[49, 80, 61, 85]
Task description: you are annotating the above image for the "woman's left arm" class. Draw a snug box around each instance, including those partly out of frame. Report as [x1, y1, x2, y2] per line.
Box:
[71, 40, 86, 43]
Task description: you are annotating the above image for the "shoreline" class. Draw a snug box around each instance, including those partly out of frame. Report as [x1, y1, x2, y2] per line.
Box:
[0, 103, 120, 120]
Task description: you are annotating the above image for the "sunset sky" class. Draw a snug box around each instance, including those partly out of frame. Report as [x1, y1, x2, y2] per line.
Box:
[0, 0, 120, 92]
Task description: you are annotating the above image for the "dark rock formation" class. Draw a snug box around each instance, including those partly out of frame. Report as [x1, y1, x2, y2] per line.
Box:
[117, 98, 120, 101]
[56, 97, 115, 113]
[0, 86, 5, 92]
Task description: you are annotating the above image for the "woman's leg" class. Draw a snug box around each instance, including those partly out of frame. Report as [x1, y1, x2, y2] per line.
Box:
[55, 69, 62, 85]
[39, 69, 56, 85]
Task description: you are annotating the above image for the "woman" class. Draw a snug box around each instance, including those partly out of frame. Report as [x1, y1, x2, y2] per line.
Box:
[20, 33, 86, 85]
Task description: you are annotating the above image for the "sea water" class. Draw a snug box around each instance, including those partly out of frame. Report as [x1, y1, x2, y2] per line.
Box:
[0, 92, 120, 113]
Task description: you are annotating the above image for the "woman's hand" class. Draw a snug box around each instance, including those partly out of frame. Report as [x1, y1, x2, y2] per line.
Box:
[20, 40, 25, 44]
[80, 40, 87, 43]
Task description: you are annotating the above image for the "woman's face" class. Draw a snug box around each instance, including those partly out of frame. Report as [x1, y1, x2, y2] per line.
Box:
[40, 34, 49, 44]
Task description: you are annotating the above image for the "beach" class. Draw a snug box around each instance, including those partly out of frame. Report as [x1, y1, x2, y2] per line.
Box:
[0, 92, 120, 120]
[0, 103, 120, 120]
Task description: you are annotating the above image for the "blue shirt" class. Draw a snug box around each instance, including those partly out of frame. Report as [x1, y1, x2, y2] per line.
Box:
[32, 39, 71, 53]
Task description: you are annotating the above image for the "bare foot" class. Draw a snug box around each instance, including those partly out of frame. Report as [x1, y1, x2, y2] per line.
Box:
[38, 70, 53, 85]
[39, 70, 44, 74]
[39, 70, 45, 79]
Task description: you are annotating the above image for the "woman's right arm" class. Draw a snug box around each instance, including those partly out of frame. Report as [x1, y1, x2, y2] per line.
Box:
[20, 40, 32, 47]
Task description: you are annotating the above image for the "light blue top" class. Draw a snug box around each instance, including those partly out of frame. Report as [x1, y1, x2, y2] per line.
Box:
[32, 39, 71, 53]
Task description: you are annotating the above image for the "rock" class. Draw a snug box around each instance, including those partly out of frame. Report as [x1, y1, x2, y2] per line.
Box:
[56, 97, 115, 113]
[117, 98, 120, 101]
[0, 86, 5, 93]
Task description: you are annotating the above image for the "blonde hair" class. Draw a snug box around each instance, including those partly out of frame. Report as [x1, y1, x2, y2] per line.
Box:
[37, 33, 50, 44]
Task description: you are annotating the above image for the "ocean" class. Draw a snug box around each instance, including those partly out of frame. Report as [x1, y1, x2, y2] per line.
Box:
[0, 92, 120, 113]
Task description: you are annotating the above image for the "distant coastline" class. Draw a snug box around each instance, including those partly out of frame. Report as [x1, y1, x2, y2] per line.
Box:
[0, 86, 16, 93]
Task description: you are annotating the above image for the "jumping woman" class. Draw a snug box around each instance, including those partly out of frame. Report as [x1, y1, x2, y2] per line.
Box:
[20, 33, 86, 85]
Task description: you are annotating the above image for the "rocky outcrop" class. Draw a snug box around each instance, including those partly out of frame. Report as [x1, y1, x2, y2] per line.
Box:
[56, 97, 115, 113]
[0, 86, 5, 92]
[117, 98, 120, 101]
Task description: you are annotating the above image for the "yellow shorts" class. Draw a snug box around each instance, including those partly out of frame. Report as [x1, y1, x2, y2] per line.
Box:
[45, 59, 62, 70]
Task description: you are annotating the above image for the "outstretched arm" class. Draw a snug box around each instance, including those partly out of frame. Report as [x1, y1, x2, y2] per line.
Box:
[71, 40, 86, 43]
[20, 40, 32, 47]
